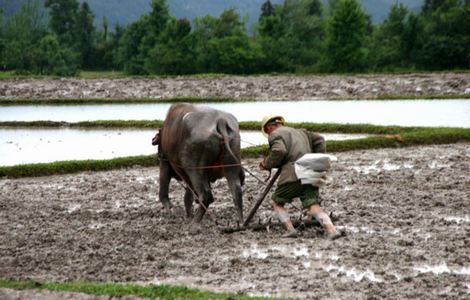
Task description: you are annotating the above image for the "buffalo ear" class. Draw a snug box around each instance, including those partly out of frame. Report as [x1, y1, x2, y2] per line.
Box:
[152, 130, 161, 146]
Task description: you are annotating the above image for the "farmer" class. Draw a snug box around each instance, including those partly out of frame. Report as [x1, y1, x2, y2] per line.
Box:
[259, 115, 338, 238]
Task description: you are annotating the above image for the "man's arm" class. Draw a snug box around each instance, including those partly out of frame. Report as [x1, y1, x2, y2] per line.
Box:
[308, 132, 326, 153]
[263, 135, 287, 170]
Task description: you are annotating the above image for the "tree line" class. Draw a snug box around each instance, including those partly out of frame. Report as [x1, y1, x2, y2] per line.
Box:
[0, 0, 469, 76]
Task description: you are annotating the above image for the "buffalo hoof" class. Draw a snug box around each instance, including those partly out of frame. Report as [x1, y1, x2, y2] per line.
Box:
[193, 207, 205, 223]
[160, 202, 174, 218]
[161, 200, 172, 211]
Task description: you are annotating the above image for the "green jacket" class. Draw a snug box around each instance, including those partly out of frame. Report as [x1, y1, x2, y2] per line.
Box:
[264, 126, 326, 185]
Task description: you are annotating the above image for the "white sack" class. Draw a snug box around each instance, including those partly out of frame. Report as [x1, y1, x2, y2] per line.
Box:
[294, 154, 338, 187]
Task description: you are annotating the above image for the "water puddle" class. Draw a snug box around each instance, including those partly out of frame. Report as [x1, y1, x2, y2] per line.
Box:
[414, 263, 470, 276]
[443, 215, 470, 224]
[351, 159, 414, 174]
[241, 244, 311, 260]
[67, 203, 81, 214]
[241, 245, 269, 260]
[324, 264, 383, 282]
[428, 161, 450, 169]
[336, 225, 376, 234]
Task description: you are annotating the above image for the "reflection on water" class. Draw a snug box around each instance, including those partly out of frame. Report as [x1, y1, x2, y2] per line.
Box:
[1, 128, 368, 166]
[1, 99, 470, 127]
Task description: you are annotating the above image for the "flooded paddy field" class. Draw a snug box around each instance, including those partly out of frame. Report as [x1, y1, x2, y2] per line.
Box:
[2, 99, 470, 127]
[1, 143, 469, 299]
[0, 128, 367, 166]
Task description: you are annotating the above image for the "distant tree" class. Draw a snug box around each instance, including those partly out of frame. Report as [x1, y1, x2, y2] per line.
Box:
[258, 6, 283, 38]
[110, 24, 125, 69]
[44, 0, 79, 45]
[148, 0, 170, 33]
[102, 17, 109, 42]
[422, 0, 447, 14]
[323, 0, 368, 72]
[3, 0, 47, 71]
[417, 0, 470, 69]
[74, 1, 95, 68]
[146, 18, 196, 74]
[118, 17, 149, 74]
[34, 34, 79, 76]
[205, 35, 264, 74]
[214, 9, 245, 38]
[401, 13, 425, 66]
[306, 0, 322, 16]
[192, 9, 263, 74]
[139, 0, 171, 67]
[326, 0, 338, 15]
[5, 0, 46, 43]
[191, 15, 219, 71]
[0, 9, 4, 69]
[370, 3, 410, 70]
[260, 0, 275, 18]
[94, 17, 115, 70]
[257, 0, 326, 72]
[117, 0, 171, 74]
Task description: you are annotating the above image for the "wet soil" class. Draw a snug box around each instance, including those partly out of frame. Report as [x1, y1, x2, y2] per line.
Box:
[1, 143, 469, 299]
[1, 73, 469, 100]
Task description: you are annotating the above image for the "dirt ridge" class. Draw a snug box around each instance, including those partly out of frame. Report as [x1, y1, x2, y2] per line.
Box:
[1, 73, 469, 100]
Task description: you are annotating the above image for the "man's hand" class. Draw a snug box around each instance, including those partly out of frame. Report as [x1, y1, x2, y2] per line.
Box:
[259, 160, 266, 170]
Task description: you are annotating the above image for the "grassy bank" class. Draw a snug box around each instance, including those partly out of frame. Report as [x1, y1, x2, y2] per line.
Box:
[0, 279, 271, 300]
[0, 119, 445, 133]
[0, 120, 164, 128]
[2, 126, 469, 178]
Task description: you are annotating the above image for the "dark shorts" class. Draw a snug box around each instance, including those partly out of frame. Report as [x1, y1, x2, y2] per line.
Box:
[272, 181, 321, 208]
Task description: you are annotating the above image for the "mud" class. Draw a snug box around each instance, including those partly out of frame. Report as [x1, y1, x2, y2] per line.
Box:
[1, 73, 469, 100]
[1, 143, 469, 299]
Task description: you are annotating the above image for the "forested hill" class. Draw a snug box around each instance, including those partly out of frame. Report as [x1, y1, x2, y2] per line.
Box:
[1, 0, 424, 28]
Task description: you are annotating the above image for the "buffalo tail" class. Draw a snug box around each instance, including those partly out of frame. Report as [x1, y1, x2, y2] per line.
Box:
[216, 118, 240, 166]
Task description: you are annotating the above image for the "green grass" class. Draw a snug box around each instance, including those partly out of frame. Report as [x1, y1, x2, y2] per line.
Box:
[0, 120, 163, 128]
[0, 278, 273, 300]
[0, 119, 449, 133]
[79, 70, 126, 79]
[0, 155, 156, 178]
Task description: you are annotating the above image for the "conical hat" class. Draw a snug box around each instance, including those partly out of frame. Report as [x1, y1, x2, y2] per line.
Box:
[261, 115, 285, 137]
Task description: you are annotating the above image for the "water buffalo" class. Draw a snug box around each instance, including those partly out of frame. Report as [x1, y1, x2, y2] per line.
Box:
[152, 103, 245, 222]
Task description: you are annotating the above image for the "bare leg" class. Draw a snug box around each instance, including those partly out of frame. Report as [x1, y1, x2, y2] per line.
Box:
[307, 204, 338, 238]
[272, 201, 297, 237]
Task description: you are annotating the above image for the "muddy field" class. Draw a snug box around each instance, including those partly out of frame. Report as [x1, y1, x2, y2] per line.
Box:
[1, 73, 469, 100]
[1, 143, 469, 299]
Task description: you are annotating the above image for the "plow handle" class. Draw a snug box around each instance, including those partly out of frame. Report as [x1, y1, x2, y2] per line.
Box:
[243, 168, 282, 227]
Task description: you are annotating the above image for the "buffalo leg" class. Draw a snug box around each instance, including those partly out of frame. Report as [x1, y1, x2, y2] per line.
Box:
[226, 171, 243, 222]
[183, 187, 193, 218]
[191, 176, 214, 223]
[158, 161, 172, 210]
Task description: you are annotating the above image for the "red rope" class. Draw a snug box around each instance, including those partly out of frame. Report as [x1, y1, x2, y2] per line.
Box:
[159, 158, 242, 170]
